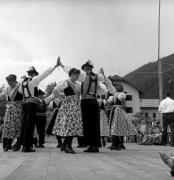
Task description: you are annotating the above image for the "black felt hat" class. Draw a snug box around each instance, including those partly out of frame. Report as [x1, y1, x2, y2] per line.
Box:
[81, 60, 94, 70]
[27, 66, 39, 75]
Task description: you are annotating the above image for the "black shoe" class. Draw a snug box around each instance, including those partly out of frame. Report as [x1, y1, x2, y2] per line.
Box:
[118, 144, 126, 150]
[170, 170, 174, 177]
[77, 145, 87, 148]
[68, 147, 76, 154]
[22, 147, 36, 152]
[3, 148, 9, 152]
[109, 146, 121, 151]
[57, 144, 62, 148]
[13, 146, 21, 151]
[36, 144, 45, 148]
[84, 146, 99, 153]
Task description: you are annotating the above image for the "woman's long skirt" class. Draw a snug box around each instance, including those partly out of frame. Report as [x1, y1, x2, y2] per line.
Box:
[52, 96, 83, 137]
[100, 110, 109, 137]
[110, 105, 136, 136]
[2, 102, 23, 139]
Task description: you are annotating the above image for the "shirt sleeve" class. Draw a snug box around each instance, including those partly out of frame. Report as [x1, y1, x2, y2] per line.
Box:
[0, 87, 7, 100]
[158, 101, 163, 113]
[104, 77, 116, 95]
[32, 66, 57, 87]
[62, 66, 86, 83]
[97, 82, 108, 96]
[45, 81, 68, 104]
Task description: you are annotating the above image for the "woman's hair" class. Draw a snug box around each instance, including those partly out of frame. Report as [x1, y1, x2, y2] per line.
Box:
[6, 74, 17, 82]
[69, 68, 80, 77]
[116, 84, 124, 92]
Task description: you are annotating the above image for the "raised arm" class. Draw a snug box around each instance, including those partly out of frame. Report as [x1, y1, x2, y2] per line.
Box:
[33, 57, 60, 86]
[58, 57, 86, 83]
[99, 68, 116, 95]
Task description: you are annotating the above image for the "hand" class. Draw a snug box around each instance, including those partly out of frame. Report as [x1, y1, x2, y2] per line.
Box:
[55, 56, 61, 67]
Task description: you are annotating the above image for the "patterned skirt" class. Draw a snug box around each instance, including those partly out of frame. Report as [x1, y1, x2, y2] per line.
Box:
[2, 102, 23, 139]
[110, 105, 136, 136]
[100, 110, 109, 137]
[52, 95, 83, 137]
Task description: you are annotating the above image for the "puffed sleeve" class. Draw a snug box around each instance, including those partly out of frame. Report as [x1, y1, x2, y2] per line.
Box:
[0, 87, 7, 100]
[97, 82, 108, 96]
[104, 77, 116, 95]
[117, 92, 126, 101]
[44, 81, 68, 104]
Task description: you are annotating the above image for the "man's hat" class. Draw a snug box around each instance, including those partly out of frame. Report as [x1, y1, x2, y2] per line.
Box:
[6, 74, 17, 82]
[27, 66, 39, 75]
[38, 89, 45, 96]
[81, 60, 94, 70]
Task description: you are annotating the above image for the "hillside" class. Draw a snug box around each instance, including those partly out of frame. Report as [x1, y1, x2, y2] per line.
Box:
[124, 53, 174, 99]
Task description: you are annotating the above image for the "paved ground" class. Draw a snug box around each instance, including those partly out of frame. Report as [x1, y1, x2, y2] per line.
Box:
[0, 137, 174, 180]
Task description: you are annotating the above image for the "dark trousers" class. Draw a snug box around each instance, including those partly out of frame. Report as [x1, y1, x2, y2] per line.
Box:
[36, 116, 46, 145]
[3, 138, 12, 150]
[77, 137, 87, 146]
[20, 102, 38, 148]
[62, 137, 73, 148]
[56, 136, 62, 145]
[81, 99, 100, 147]
[111, 136, 124, 147]
[162, 113, 174, 145]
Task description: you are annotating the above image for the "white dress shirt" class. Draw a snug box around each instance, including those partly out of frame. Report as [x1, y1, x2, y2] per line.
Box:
[158, 97, 174, 113]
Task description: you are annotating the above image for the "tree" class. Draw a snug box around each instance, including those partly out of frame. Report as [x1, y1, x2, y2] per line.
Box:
[45, 82, 57, 96]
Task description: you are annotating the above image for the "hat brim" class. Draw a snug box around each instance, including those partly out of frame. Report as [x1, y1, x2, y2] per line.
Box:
[81, 64, 94, 70]
[27, 70, 39, 76]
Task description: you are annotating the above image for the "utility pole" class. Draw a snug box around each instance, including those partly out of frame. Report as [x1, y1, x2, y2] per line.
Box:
[158, 0, 163, 125]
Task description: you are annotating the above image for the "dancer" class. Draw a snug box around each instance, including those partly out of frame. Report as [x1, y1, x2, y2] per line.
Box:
[101, 69, 136, 150]
[58, 59, 107, 153]
[159, 92, 174, 146]
[0, 74, 23, 152]
[35, 89, 47, 148]
[46, 68, 83, 154]
[97, 95, 109, 147]
[19, 58, 60, 152]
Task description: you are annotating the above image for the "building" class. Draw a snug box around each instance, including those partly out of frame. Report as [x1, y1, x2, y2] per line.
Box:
[139, 99, 160, 123]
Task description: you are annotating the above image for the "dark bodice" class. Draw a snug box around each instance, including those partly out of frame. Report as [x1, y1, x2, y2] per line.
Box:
[8, 91, 23, 101]
[64, 84, 75, 96]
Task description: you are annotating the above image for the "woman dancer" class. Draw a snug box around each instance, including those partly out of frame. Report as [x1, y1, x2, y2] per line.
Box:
[101, 69, 136, 150]
[0, 74, 23, 152]
[46, 68, 83, 154]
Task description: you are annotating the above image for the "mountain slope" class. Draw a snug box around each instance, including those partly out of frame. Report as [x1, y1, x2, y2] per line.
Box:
[124, 53, 174, 99]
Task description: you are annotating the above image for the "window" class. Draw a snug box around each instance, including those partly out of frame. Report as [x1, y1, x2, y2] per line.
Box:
[126, 107, 133, 113]
[126, 95, 132, 101]
[145, 113, 148, 118]
[153, 113, 156, 118]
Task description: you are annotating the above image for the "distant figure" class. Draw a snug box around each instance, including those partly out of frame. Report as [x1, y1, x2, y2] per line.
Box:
[158, 93, 174, 146]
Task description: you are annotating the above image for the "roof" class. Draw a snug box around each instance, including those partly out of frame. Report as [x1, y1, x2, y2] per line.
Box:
[108, 75, 142, 93]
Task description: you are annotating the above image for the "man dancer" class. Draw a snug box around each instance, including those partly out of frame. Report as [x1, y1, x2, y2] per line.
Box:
[19, 58, 60, 152]
[58, 59, 107, 152]
[158, 92, 174, 146]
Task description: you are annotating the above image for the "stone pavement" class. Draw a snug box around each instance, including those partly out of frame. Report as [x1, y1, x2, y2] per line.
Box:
[0, 138, 174, 180]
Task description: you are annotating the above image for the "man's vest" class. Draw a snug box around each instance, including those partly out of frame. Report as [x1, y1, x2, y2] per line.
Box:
[81, 72, 98, 98]
[22, 77, 38, 100]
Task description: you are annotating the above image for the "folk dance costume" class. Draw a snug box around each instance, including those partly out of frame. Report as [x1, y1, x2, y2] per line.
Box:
[105, 79, 136, 150]
[19, 65, 58, 152]
[97, 97, 109, 147]
[35, 90, 47, 148]
[62, 61, 107, 152]
[47, 79, 83, 154]
[0, 75, 23, 152]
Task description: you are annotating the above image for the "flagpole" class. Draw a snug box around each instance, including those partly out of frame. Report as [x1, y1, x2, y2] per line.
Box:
[158, 0, 163, 125]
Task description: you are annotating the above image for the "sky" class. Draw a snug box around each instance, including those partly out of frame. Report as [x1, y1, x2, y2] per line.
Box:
[0, 0, 174, 90]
